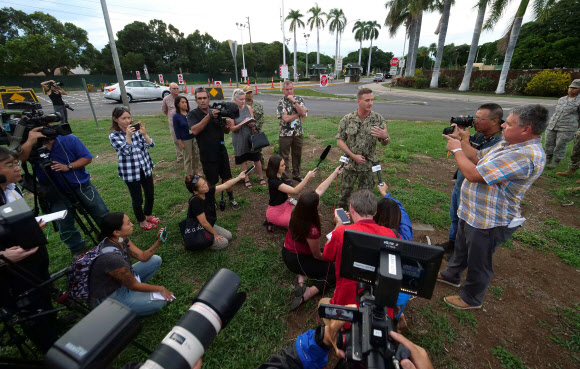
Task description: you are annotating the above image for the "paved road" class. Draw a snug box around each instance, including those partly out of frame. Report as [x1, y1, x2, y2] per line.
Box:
[42, 78, 556, 122]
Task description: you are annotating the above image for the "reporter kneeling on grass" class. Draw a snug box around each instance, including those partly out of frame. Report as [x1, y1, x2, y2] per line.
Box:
[88, 212, 174, 316]
[184, 171, 246, 251]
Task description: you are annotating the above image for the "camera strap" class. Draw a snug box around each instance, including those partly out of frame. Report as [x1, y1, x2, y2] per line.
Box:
[8, 123, 26, 153]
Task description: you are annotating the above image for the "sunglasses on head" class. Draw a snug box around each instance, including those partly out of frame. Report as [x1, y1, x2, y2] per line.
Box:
[191, 174, 201, 184]
[195, 87, 206, 93]
[114, 106, 130, 112]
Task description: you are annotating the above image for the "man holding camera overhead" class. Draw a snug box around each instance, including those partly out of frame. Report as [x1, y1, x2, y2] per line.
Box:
[438, 104, 504, 256]
[41, 80, 69, 124]
[336, 88, 390, 209]
[439, 104, 548, 310]
[187, 88, 239, 210]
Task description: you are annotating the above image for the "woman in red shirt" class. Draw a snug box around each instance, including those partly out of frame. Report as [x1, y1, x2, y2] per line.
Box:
[282, 165, 342, 310]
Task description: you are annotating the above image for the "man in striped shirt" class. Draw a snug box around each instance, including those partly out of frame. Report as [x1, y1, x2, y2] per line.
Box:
[438, 105, 548, 310]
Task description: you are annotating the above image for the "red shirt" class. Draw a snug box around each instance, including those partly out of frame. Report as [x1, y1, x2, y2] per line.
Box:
[323, 219, 397, 307]
[284, 225, 320, 254]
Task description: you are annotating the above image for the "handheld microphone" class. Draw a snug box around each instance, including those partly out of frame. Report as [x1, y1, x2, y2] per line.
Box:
[315, 145, 331, 168]
[339, 155, 349, 169]
[372, 162, 384, 186]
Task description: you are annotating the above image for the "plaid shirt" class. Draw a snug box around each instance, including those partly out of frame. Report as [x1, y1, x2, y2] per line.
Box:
[109, 130, 155, 182]
[458, 138, 545, 229]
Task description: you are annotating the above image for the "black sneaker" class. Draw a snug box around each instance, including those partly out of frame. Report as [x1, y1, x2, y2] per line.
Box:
[229, 199, 240, 210]
[293, 176, 304, 183]
[438, 240, 455, 253]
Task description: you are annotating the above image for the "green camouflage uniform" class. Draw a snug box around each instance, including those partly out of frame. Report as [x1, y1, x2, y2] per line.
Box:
[568, 128, 580, 171]
[545, 95, 580, 165]
[337, 110, 387, 208]
[249, 100, 266, 167]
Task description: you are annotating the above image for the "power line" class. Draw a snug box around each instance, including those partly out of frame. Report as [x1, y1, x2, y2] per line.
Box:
[72, 0, 180, 18]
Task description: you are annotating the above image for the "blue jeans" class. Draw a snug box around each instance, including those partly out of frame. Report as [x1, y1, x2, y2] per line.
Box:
[98, 255, 166, 316]
[448, 173, 465, 242]
[46, 180, 109, 252]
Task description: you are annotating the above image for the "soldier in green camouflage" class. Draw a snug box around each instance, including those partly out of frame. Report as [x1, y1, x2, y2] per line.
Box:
[243, 85, 266, 168]
[337, 88, 390, 208]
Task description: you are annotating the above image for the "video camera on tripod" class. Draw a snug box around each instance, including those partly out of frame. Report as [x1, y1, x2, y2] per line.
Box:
[319, 230, 444, 369]
[46, 268, 246, 369]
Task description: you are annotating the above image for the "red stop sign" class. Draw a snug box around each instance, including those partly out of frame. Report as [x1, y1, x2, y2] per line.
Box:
[390, 58, 399, 67]
[320, 74, 328, 87]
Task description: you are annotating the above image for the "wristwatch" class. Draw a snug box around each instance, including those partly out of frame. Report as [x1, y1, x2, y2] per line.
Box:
[314, 323, 331, 350]
[67, 163, 73, 170]
[382, 136, 390, 143]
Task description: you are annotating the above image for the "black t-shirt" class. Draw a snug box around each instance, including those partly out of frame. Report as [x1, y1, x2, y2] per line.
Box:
[268, 177, 288, 206]
[49, 91, 65, 106]
[187, 107, 225, 162]
[187, 187, 217, 226]
[89, 238, 133, 300]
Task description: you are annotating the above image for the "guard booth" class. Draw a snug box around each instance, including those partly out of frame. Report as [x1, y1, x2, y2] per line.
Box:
[344, 63, 363, 83]
[309, 64, 328, 81]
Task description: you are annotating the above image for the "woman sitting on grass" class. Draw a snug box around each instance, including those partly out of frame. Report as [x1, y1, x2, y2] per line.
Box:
[264, 155, 316, 231]
[88, 212, 173, 316]
[184, 171, 246, 251]
[283, 165, 342, 310]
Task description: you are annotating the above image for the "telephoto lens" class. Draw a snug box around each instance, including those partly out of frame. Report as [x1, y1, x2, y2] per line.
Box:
[140, 269, 246, 369]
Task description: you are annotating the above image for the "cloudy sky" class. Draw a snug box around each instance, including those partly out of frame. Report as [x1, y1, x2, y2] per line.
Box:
[7, 0, 534, 59]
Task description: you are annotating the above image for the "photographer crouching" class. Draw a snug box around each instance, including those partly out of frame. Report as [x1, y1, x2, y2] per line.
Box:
[41, 80, 71, 124]
[20, 128, 109, 257]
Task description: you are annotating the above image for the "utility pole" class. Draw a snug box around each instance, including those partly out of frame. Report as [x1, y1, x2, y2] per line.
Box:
[246, 16, 253, 50]
[304, 33, 310, 78]
[236, 22, 247, 83]
[281, 0, 287, 67]
[100, 0, 129, 108]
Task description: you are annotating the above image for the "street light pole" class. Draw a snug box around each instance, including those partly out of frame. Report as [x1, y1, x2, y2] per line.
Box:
[304, 33, 310, 78]
[246, 16, 253, 50]
[236, 22, 247, 82]
[280, 0, 287, 67]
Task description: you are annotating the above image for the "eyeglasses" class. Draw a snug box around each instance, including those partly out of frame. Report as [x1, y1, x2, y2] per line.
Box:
[0, 160, 21, 170]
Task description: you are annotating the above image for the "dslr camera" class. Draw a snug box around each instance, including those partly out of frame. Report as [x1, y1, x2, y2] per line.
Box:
[442, 115, 474, 135]
[47, 81, 64, 88]
[210, 102, 240, 127]
[319, 230, 444, 369]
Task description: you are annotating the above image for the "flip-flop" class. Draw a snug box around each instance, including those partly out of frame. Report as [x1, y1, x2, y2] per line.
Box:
[140, 221, 158, 230]
[290, 293, 305, 311]
[294, 279, 307, 297]
[146, 216, 162, 224]
[259, 179, 267, 187]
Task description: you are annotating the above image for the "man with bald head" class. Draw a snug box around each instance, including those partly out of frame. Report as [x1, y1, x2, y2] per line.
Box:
[162, 82, 184, 163]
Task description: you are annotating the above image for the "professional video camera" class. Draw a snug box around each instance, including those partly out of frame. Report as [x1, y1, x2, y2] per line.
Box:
[442, 115, 474, 135]
[319, 230, 444, 369]
[0, 198, 47, 250]
[47, 81, 64, 88]
[0, 101, 71, 150]
[46, 268, 246, 369]
[210, 101, 240, 127]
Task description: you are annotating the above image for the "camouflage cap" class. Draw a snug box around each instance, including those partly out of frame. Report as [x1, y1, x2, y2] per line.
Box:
[570, 79, 580, 89]
[242, 85, 253, 93]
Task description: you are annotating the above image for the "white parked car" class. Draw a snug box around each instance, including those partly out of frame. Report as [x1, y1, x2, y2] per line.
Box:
[104, 80, 170, 103]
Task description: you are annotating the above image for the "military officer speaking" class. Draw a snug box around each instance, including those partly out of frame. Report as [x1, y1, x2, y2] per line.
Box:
[336, 87, 390, 208]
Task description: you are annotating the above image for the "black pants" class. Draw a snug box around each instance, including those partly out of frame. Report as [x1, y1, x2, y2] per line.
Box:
[125, 170, 154, 222]
[282, 247, 336, 292]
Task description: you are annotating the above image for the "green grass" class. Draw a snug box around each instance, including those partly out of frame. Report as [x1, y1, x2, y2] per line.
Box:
[263, 88, 355, 99]
[544, 303, 580, 364]
[384, 84, 559, 100]
[491, 344, 528, 369]
[488, 285, 505, 298]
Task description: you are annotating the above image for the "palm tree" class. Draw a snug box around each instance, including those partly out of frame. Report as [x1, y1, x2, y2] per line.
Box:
[384, 0, 412, 75]
[430, 0, 453, 88]
[286, 9, 305, 80]
[327, 8, 346, 77]
[459, 0, 490, 91]
[366, 21, 381, 76]
[352, 20, 368, 65]
[307, 4, 326, 65]
[487, 0, 558, 94]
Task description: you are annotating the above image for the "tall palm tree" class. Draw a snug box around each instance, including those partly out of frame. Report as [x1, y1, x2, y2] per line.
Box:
[286, 9, 305, 80]
[327, 8, 346, 77]
[430, 0, 453, 88]
[307, 4, 326, 65]
[459, 0, 490, 91]
[366, 21, 381, 76]
[487, 0, 558, 94]
[385, 0, 412, 74]
[352, 20, 368, 65]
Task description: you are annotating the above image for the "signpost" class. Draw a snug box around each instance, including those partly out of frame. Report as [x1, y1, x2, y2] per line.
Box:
[177, 74, 184, 84]
[320, 74, 328, 87]
[143, 64, 149, 80]
[215, 81, 222, 87]
[136, 71, 141, 80]
[228, 40, 239, 87]
[158, 74, 164, 84]
[241, 69, 247, 78]
[390, 57, 399, 67]
[279, 64, 289, 79]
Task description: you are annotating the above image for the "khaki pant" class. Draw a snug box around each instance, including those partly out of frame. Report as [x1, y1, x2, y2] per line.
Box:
[182, 139, 201, 176]
[168, 122, 183, 161]
[279, 135, 303, 178]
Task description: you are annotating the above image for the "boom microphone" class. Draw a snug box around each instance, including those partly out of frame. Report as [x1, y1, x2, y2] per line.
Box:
[315, 145, 331, 168]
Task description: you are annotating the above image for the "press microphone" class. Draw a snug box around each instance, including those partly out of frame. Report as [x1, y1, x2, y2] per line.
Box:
[315, 145, 331, 168]
[372, 162, 384, 186]
[339, 155, 349, 169]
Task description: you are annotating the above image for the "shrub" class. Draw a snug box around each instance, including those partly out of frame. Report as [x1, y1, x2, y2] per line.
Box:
[447, 76, 461, 89]
[438, 75, 450, 88]
[413, 77, 430, 89]
[472, 76, 496, 92]
[506, 74, 533, 95]
[391, 77, 417, 87]
[524, 70, 571, 97]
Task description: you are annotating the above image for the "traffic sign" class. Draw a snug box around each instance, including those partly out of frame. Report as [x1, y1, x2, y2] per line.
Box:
[241, 69, 247, 78]
[215, 81, 222, 87]
[158, 74, 164, 84]
[136, 71, 141, 79]
[320, 74, 328, 87]
[279, 64, 288, 79]
[390, 58, 399, 67]
[177, 74, 184, 84]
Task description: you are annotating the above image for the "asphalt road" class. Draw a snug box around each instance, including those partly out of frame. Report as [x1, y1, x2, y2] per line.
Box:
[40, 78, 556, 122]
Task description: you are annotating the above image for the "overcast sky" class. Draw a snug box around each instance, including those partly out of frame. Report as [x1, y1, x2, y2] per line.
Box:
[7, 0, 534, 59]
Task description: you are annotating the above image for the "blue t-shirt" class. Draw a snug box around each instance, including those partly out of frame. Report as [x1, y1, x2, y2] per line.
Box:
[35, 134, 93, 187]
[173, 112, 194, 141]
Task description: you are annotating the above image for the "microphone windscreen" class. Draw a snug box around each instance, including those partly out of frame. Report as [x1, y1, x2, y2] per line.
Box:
[319, 145, 331, 161]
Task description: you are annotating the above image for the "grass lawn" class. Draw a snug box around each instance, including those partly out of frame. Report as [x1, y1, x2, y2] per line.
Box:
[9, 113, 580, 368]
[384, 84, 560, 100]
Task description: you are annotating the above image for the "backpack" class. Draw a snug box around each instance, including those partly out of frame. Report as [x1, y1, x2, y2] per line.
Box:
[66, 241, 125, 300]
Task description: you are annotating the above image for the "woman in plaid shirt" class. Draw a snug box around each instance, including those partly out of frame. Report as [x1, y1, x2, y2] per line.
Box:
[109, 107, 161, 230]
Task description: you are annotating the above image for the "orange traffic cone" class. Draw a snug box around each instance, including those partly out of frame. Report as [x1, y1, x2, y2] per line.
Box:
[271, 77, 274, 88]
[184, 83, 188, 93]
[230, 78, 232, 86]
[255, 81, 257, 94]
[208, 79, 210, 87]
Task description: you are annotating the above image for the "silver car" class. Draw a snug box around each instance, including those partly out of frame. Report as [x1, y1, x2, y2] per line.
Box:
[104, 80, 170, 103]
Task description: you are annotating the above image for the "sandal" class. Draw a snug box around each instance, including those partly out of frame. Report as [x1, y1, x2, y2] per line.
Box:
[290, 291, 306, 311]
[294, 281, 307, 297]
[244, 180, 253, 188]
[259, 179, 267, 187]
[263, 219, 274, 232]
[140, 221, 158, 230]
[146, 216, 161, 224]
